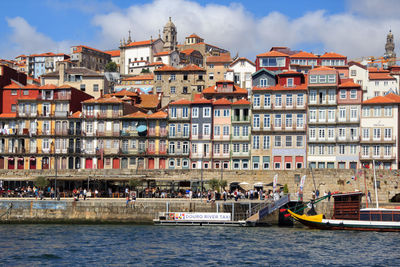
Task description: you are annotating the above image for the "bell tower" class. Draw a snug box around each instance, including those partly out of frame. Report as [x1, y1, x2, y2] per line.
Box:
[162, 17, 177, 52]
[385, 30, 396, 66]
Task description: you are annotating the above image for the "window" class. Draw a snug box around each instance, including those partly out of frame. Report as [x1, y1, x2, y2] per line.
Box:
[214, 109, 220, 117]
[263, 136, 270, 149]
[170, 107, 177, 118]
[253, 135, 260, 149]
[260, 78, 268, 87]
[327, 75, 336, 83]
[156, 74, 161, 80]
[296, 136, 303, 147]
[328, 127, 335, 139]
[192, 107, 198, 118]
[223, 126, 229, 136]
[350, 145, 357, 154]
[263, 156, 270, 169]
[339, 145, 345, 155]
[214, 125, 220, 136]
[309, 127, 316, 139]
[182, 86, 188, 94]
[11, 90, 17, 95]
[296, 114, 304, 127]
[350, 89, 357, 99]
[328, 109, 335, 121]
[309, 90, 317, 103]
[223, 144, 229, 154]
[384, 106, 392, 117]
[319, 128, 325, 139]
[362, 146, 369, 156]
[384, 146, 391, 156]
[203, 124, 210, 135]
[253, 156, 260, 169]
[23, 90, 29, 96]
[362, 107, 370, 117]
[384, 128, 392, 140]
[373, 128, 381, 140]
[373, 145, 380, 156]
[264, 94, 271, 107]
[274, 114, 282, 127]
[339, 108, 346, 120]
[285, 136, 292, 147]
[263, 115, 270, 128]
[309, 75, 317, 83]
[362, 128, 369, 139]
[287, 78, 293, 87]
[275, 136, 281, 147]
[351, 69, 357, 76]
[374, 106, 381, 117]
[170, 86, 176, 94]
[209, 72, 214, 80]
[170, 74, 176, 81]
[11, 104, 16, 112]
[80, 84, 86, 91]
[182, 107, 188, 118]
[319, 75, 326, 83]
[297, 94, 304, 106]
[327, 145, 334, 155]
[192, 124, 198, 136]
[253, 114, 260, 128]
[209, 64, 214, 68]
[243, 143, 249, 152]
[260, 57, 285, 67]
[340, 89, 346, 99]
[350, 107, 357, 120]
[338, 128, 346, 138]
[286, 94, 293, 106]
[275, 94, 282, 107]
[233, 126, 239, 137]
[309, 145, 315, 155]
[223, 109, 230, 117]
[319, 145, 324, 155]
[309, 109, 316, 121]
[232, 144, 239, 153]
[242, 126, 249, 136]
[328, 90, 335, 102]
[286, 114, 292, 127]
[319, 109, 326, 122]
[253, 95, 260, 107]
[93, 84, 99, 92]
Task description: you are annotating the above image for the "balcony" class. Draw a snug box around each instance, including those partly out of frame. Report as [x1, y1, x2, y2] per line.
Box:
[360, 153, 396, 160]
[54, 111, 69, 117]
[231, 151, 250, 157]
[213, 135, 230, 141]
[336, 136, 360, 142]
[360, 136, 396, 144]
[169, 133, 190, 139]
[231, 135, 250, 141]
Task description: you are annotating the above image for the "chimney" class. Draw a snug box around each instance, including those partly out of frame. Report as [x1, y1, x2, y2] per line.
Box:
[59, 62, 66, 84]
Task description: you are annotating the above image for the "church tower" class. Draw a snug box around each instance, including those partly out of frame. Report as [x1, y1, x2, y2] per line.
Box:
[162, 17, 177, 52]
[385, 30, 396, 66]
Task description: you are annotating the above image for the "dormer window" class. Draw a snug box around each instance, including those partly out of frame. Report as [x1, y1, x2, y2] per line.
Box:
[287, 78, 294, 87]
[260, 78, 268, 87]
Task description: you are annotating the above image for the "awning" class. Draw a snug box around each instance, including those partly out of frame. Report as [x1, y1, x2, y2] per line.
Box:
[137, 125, 147, 132]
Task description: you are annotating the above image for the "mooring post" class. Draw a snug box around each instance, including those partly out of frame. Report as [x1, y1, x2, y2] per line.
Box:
[216, 202, 219, 213]
[231, 203, 234, 221]
[166, 202, 169, 214]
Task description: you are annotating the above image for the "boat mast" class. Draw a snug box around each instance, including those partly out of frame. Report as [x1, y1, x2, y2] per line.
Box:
[373, 160, 379, 209]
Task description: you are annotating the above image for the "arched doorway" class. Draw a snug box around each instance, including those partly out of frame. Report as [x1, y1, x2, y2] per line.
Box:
[8, 157, 15, 169]
[29, 157, 36, 169]
[42, 157, 49, 169]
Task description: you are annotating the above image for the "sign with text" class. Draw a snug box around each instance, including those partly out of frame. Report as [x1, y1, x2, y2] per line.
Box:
[169, 212, 231, 221]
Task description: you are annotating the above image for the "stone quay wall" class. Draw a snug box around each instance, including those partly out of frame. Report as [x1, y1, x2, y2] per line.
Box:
[1, 168, 399, 203]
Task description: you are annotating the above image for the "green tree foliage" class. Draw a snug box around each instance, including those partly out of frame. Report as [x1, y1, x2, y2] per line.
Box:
[283, 184, 289, 194]
[208, 178, 220, 191]
[141, 68, 150, 73]
[105, 61, 117, 72]
[35, 176, 49, 189]
[129, 179, 143, 189]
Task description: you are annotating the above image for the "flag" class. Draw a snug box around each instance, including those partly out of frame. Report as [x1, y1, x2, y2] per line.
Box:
[299, 175, 306, 192]
[273, 174, 278, 193]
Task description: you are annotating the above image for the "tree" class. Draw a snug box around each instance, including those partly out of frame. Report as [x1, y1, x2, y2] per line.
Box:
[105, 61, 117, 72]
[219, 180, 228, 191]
[208, 178, 220, 191]
[129, 178, 143, 189]
[35, 176, 49, 189]
[283, 184, 289, 194]
[141, 68, 150, 73]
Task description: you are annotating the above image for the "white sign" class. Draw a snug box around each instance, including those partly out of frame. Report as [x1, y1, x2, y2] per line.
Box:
[273, 174, 278, 193]
[168, 212, 231, 221]
[299, 175, 307, 192]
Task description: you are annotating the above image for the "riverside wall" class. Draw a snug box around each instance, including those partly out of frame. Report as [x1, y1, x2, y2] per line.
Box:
[1, 168, 400, 202]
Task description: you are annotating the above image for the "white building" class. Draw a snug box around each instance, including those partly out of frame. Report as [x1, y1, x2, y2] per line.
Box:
[349, 61, 368, 98]
[365, 68, 398, 100]
[360, 93, 400, 169]
[226, 57, 256, 94]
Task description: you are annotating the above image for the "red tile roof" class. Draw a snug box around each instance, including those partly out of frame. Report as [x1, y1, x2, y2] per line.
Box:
[122, 75, 154, 81]
[202, 85, 248, 95]
[320, 52, 346, 58]
[29, 52, 68, 58]
[69, 111, 82, 118]
[290, 51, 317, 58]
[112, 90, 138, 97]
[154, 65, 178, 71]
[232, 99, 251, 105]
[369, 72, 396, 80]
[0, 113, 16, 118]
[180, 49, 197, 55]
[137, 94, 159, 109]
[339, 80, 361, 88]
[83, 96, 123, 104]
[154, 51, 171, 56]
[124, 40, 154, 48]
[169, 99, 192, 105]
[187, 34, 202, 39]
[123, 111, 148, 118]
[191, 98, 213, 104]
[363, 93, 400, 104]
[72, 45, 109, 55]
[105, 50, 120, 57]
[180, 64, 205, 71]
[257, 51, 288, 57]
[309, 66, 336, 72]
[39, 84, 58, 90]
[230, 57, 255, 67]
[278, 70, 303, 76]
[24, 84, 39, 89]
[149, 62, 165, 66]
[3, 81, 23, 89]
[206, 53, 232, 63]
[253, 84, 307, 91]
[148, 110, 168, 119]
[213, 98, 232, 105]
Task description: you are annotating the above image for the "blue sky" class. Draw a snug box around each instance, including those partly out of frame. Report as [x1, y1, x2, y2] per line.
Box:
[0, 0, 398, 60]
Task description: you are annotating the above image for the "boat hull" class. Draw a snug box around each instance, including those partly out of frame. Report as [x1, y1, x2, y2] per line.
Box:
[289, 210, 400, 232]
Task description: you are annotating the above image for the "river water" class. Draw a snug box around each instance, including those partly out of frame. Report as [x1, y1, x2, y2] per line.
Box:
[1, 224, 398, 266]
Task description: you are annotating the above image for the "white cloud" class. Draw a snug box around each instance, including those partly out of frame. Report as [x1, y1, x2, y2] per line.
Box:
[92, 0, 400, 60]
[3, 17, 71, 58]
[3, 0, 400, 61]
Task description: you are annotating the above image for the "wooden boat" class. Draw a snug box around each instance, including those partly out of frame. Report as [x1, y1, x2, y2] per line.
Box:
[288, 192, 400, 231]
